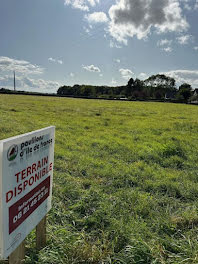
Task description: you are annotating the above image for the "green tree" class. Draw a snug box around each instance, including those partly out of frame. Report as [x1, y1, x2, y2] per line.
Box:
[178, 83, 192, 102]
[126, 78, 134, 97]
[179, 83, 192, 91]
[144, 74, 176, 89]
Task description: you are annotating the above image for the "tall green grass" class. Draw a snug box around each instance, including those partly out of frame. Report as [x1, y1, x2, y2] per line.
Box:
[0, 95, 198, 263]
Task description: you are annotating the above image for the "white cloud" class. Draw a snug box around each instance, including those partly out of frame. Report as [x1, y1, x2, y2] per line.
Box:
[57, 60, 63, 65]
[83, 64, 101, 72]
[48, 58, 56, 63]
[110, 40, 122, 48]
[83, 24, 93, 34]
[70, 73, 74, 77]
[161, 69, 198, 88]
[0, 75, 23, 88]
[177, 34, 193, 44]
[0, 57, 44, 75]
[194, 0, 198, 9]
[157, 39, 172, 46]
[139, 73, 148, 79]
[64, 0, 99, 11]
[184, 3, 192, 10]
[108, 0, 189, 44]
[64, 0, 89, 11]
[22, 77, 60, 90]
[0, 75, 60, 92]
[111, 78, 117, 85]
[119, 68, 134, 80]
[157, 39, 172, 52]
[194, 46, 198, 50]
[85, 12, 108, 23]
[99, 73, 103, 77]
[87, 0, 99, 6]
[115, 59, 121, 63]
[83, 26, 91, 34]
[179, 0, 192, 10]
[0, 56, 60, 92]
[163, 47, 173, 52]
[48, 57, 63, 64]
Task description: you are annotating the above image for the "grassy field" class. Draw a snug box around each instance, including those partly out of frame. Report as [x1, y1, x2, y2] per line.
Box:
[1, 94, 198, 264]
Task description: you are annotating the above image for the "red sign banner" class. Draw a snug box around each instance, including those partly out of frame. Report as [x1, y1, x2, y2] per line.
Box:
[9, 176, 50, 234]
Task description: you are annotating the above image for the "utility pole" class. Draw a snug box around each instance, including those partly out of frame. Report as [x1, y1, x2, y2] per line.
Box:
[14, 71, 16, 91]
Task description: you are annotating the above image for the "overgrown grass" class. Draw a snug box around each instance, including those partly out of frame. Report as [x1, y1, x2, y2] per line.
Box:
[1, 94, 198, 263]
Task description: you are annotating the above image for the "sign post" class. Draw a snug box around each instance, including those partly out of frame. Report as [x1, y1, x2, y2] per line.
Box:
[36, 216, 46, 250]
[0, 126, 55, 261]
[9, 241, 25, 264]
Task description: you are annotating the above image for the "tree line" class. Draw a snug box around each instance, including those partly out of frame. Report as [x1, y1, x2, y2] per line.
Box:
[57, 74, 197, 102]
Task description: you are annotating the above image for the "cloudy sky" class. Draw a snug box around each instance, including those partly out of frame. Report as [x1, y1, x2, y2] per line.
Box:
[0, 0, 198, 93]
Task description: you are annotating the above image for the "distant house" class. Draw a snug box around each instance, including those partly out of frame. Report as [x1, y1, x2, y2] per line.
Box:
[165, 91, 176, 100]
[193, 88, 198, 96]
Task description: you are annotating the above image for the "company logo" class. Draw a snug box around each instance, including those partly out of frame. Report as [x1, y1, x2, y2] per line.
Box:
[7, 145, 18, 161]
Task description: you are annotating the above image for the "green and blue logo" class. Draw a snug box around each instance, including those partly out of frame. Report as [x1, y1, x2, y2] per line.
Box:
[7, 145, 18, 161]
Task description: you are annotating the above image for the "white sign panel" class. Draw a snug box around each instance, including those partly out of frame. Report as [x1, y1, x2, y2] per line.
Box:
[0, 126, 55, 259]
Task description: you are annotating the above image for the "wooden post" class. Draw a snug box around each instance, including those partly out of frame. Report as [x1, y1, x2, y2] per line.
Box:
[8, 241, 25, 264]
[36, 216, 47, 249]
[0, 216, 47, 264]
[1, 216, 47, 263]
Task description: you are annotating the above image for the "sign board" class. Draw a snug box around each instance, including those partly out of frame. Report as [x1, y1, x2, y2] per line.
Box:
[0, 126, 55, 259]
